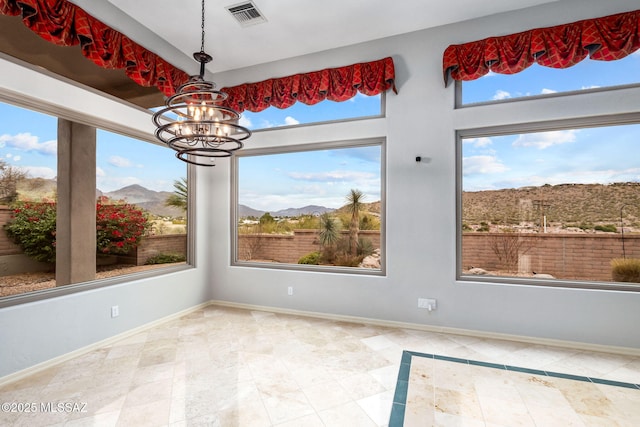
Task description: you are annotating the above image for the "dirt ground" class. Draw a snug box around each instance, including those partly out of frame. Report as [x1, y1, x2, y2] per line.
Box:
[0, 263, 183, 297]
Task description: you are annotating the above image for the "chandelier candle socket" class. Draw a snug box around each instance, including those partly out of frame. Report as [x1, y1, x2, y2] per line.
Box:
[152, 0, 251, 166]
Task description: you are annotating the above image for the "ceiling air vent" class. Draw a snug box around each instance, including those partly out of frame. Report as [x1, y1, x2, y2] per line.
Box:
[226, 2, 267, 27]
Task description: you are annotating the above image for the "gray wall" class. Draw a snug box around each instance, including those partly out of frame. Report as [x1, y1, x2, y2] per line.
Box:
[207, 0, 640, 350]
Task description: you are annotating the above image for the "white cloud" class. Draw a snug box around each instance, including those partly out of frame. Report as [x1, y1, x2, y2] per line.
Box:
[512, 130, 578, 149]
[12, 155, 21, 162]
[0, 132, 56, 155]
[284, 116, 300, 126]
[541, 88, 557, 94]
[239, 115, 252, 128]
[108, 155, 133, 168]
[256, 116, 301, 128]
[492, 90, 511, 100]
[349, 92, 381, 103]
[581, 85, 601, 90]
[463, 155, 509, 175]
[258, 119, 276, 129]
[96, 176, 141, 193]
[288, 170, 375, 183]
[464, 137, 492, 148]
[549, 167, 640, 186]
[18, 166, 56, 179]
[480, 71, 498, 78]
[95, 174, 173, 193]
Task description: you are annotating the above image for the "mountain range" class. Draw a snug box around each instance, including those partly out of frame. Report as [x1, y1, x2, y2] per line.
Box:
[238, 204, 334, 218]
[100, 184, 183, 218]
[238, 200, 382, 218]
[463, 182, 640, 226]
[17, 179, 184, 218]
[17, 179, 337, 219]
[22, 178, 639, 226]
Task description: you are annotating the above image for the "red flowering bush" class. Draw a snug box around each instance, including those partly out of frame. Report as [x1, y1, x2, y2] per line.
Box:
[96, 196, 151, 254]
[4, 197, 151, 263]
[4, 201, 57, 263]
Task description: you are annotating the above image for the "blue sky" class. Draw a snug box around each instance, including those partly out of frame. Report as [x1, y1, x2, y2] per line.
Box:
[238, 144, 381, 212]
[462, 49, 640, 104]
[462, 50, 640, 192]
[0, 105, 185, 193]
[463, 124, 640, 191]
[1, 53, 639, 205]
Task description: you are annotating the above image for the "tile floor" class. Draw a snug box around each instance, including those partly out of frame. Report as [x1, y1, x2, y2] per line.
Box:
[0, 305, 638, 426]
[392, 351, 640, 426]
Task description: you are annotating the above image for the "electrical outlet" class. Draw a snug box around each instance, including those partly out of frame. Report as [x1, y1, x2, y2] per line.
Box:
[287, 286, 293, 296]
[111, 305, 119, 318]
[417, 298, 437, 311]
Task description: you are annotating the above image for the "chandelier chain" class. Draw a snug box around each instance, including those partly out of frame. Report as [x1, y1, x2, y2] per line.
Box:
[152, 0, 251, 166]
[200, 0, 205, 53]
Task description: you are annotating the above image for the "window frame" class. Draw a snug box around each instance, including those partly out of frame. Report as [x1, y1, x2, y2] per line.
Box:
[455, 74, 640, 110]
[242, 93, 386, 132]
[0, 73, 196, 309]
[231, 137, 386, 276]
[456, 112, 640, 292]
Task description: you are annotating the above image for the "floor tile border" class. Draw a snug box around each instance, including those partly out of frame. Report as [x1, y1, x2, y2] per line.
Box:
[389, 350, 640, 426]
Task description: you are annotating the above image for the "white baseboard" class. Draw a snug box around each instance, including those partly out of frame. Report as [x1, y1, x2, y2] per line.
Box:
[210, 300, 640, 357]
[0, 302, 209, 388]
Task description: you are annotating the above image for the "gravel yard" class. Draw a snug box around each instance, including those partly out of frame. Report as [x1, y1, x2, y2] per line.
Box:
[0, 263, 183, 297]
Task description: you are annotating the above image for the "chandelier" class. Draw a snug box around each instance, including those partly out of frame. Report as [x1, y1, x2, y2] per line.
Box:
[152, 0, 251, 166]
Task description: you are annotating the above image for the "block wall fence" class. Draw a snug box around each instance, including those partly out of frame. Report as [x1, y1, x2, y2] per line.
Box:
[237, 230, 382, 264]
[462, 232, 640, 281]
[0, 206, 21, 256]
[3, 203, 639, 281]
[120, 234, 187, 266]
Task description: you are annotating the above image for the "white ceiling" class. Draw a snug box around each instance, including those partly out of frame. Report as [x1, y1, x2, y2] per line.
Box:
[70, 0, 559, 75]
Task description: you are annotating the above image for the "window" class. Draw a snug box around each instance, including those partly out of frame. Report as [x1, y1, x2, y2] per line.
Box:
[96, 130, 189, 276]
[1, 102, 58, 298]
[459, 120, 640, 289]
[0, 98, 191, 304]
[241, 94, 383, 130]
[460, 51, 640, 106]
[233, 139, 384, 273]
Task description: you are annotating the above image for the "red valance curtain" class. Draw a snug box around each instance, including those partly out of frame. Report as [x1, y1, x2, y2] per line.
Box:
[221, 57, 397, 113]
[442, 9, 640, 86]
[0, 0, 189, 97]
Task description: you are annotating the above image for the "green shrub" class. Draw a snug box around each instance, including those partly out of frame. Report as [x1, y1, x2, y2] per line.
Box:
[145, 252, 186, 265]
[334, 254, 364, 267]
[477, 222, 490, 232]
[611, 258, 640, 283]
[357, 237, 374, 257]
[298, 251, 321, 265]
[4, 201, 57, 263]
[594, 224, 617, 233]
